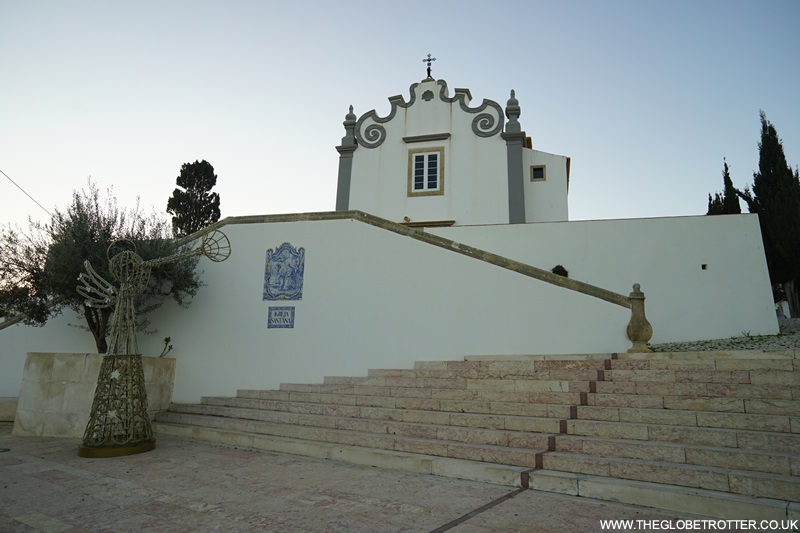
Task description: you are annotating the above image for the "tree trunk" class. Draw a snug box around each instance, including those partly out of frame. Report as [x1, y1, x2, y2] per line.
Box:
[785, 279, 800, 318]
[83, 306, 110, 353]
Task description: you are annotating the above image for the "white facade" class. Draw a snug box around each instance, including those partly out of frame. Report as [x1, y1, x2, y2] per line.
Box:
[337, 78, 569, 226]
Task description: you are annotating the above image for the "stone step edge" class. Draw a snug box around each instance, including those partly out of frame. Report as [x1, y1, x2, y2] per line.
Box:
[464, 350, 799, 361]
[156, 409, 556, 453]
[181, 401, 567, 429]
[152, 421, 795, 521]
[555, 434, 800, 461]
[529, 470, 796, 521]
[152, 421, 528, 487]
[188, 399, 800, 442]
[262, 386, 800, 412]
[540, 451, 800, 484]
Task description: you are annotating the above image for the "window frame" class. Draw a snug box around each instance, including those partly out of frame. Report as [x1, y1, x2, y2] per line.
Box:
[408, 147, 445, 197]
[530, 165, 547, 181]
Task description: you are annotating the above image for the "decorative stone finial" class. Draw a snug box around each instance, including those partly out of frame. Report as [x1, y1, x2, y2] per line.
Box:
[340, 105, 357, 147]
[505, 89, 521, 133]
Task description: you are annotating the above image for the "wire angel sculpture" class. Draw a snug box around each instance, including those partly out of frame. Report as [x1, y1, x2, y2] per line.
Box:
[76, 229, 230, 457]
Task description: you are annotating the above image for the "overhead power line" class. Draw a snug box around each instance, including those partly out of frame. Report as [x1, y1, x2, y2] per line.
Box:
[0, 168, 53, 217]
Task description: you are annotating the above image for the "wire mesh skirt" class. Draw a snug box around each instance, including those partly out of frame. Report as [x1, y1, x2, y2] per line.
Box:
[78, 354, 155, 457]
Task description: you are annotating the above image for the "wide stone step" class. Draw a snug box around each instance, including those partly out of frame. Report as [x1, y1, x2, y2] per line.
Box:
[241, 387, 582, 409]
[528, 470, 791, 521]
[154, 412, 548, 468]
[175, 400, 565, 434]
[614, 350, 797, 363]
[414, 359, 609, 373]
[160, 407, 556, 451]
[367, 362, 604, 381]
[555, 435, 799, 476]
[576, 405, 799, 433]
[217, 393, 576, 419]
[608, 363, 798, 377]
[586, 392, 800, 415]
[540, 451, 800, 501]
[320, 376, 592, 393]
[197, 397, 569, 433]
[565, 419, 800, 452]
[594, 379, 796, 400]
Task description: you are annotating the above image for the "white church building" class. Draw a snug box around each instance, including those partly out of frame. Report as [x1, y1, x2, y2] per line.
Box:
[0, 75, 778, 407]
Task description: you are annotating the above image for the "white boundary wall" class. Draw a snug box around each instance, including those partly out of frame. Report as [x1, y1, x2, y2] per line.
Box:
[0, 212, 776, 403]
[432, 213, 777, 344]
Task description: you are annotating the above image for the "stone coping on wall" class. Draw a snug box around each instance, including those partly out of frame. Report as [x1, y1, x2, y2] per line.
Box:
[12, 353, 175, 438]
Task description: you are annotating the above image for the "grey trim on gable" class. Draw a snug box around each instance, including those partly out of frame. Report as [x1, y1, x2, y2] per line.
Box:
[436, 80, 504, 138]
[354, 79, 505, 150]
[354, 83, 419, 149]
[403, 133, 451, 143]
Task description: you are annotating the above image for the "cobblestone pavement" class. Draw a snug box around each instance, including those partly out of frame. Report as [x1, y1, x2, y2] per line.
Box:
[0, 426, 733, 533]
[651, 317, 800, 352]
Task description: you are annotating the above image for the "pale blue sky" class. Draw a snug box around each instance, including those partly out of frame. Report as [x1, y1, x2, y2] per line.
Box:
[1, 0, 798, 229]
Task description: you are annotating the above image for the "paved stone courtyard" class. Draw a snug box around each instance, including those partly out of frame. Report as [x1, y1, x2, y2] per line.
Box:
[0, 425, 734, 532]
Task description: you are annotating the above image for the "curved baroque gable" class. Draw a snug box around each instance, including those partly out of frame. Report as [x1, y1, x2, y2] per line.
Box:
[354, 79, 504, 149]
[435, 80, 504, 138]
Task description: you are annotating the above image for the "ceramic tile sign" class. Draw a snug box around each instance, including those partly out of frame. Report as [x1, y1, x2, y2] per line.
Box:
[267, 306, 295, 329]
[264, 243, 305, 301]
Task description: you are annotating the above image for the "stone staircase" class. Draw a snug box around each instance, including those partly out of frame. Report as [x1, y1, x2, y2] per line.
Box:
[153, 351, 800, 520]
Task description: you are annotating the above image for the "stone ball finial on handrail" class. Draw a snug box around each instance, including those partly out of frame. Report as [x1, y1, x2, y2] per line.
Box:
[626, 283, 653, 353]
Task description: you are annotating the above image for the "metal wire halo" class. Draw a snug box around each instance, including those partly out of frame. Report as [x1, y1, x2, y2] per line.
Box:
[201, 230, 232, 262]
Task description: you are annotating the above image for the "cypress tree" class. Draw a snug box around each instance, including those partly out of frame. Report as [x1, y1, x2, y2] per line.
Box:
[738, 112, 800, 314]
[706, 159, 741, 215]
[167, 160, 221, 237]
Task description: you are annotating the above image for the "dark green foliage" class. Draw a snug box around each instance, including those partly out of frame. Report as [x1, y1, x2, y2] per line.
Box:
[166, 160, 221, 237]
[737, 112, 800, 312]
[706, 160, 741, 215]
[0, 180, 201, 352]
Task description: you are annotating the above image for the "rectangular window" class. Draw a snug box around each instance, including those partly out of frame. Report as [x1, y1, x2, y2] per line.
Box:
[530, 165, 546, 181]
[408, 147, 444, 196]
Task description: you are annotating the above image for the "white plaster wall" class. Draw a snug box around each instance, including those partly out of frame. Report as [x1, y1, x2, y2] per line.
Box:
[431, 214, 777, 343]
[524, 149, 569, 222]
[349, 79, 510, 226]
[149, 218, 630, 403]
[0, 314, 96, 398]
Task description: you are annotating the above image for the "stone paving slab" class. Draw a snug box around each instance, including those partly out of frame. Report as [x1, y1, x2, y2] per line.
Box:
[0, 425, 760, 532]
